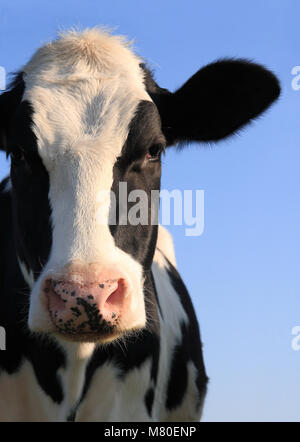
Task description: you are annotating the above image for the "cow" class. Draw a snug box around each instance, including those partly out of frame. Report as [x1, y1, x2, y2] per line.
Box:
[0, 29, 280, 422]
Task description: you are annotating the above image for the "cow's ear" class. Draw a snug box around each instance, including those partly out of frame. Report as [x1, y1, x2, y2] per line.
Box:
[152, 59, 280, 146]
[0, 74, 24, 151]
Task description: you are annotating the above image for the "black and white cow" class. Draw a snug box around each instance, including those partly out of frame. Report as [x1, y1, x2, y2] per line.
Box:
[0, 29, 280, 421]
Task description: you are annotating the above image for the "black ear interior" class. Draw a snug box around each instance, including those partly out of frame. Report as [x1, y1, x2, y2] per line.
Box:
[0, 73, 25, 151]
[149, 59, 280, 146]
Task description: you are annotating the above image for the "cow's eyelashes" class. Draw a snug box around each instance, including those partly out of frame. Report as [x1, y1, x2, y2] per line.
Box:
[146, 143, 165, 161]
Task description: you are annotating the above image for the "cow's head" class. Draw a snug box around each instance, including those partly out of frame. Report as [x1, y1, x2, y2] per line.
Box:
[0, 29, 280, 343]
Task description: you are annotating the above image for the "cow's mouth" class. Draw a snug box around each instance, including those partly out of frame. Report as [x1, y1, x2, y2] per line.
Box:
[44, 278, 127, 343]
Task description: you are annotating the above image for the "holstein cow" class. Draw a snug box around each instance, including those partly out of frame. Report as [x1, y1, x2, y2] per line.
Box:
[0, 29, 280, 422]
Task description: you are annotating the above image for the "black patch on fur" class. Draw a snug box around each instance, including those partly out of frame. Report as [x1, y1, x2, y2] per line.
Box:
[8, 100, 52, 276]
[165, 261, 208, 411]
[0, 73, 25, 151]
[145, 387, 155, 417]
[110, 100, 164, 272]
[67, 408, 76, 422]
[0, 184, 65, 404]
[165, 322, 189, 410]
[0, 81, 63, 403]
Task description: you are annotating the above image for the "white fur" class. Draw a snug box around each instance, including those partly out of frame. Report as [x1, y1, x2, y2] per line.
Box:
[21, 29, 152, 333]
[0, 342, 95, 422]
[0, 361, 61, 422]
[162, 361, 204, 422]
[18, 258, 35, 289]
[57, 340, 95, 419]
[76, 359, 153, 421]
[155, 225, 177, 268]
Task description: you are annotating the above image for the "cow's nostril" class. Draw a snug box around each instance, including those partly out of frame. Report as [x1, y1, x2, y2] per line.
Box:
[44, 279, 66, 311]
[105, 279, 126, 307]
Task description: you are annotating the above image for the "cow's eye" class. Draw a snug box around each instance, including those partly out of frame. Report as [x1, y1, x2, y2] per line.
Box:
[10, 149, 25, 166]
[146, 143, 164, 161]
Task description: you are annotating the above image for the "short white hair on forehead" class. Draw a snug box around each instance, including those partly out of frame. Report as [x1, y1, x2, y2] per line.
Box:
[23, 27, 145, 83]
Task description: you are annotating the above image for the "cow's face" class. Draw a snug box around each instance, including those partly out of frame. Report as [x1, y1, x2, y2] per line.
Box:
[0, 29, 280, 343]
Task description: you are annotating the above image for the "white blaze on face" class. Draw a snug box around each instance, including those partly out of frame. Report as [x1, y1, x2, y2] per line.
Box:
[22, 29, 152, 332]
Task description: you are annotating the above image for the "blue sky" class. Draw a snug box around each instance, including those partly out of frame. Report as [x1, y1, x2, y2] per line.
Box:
[0, 0, 299, 422]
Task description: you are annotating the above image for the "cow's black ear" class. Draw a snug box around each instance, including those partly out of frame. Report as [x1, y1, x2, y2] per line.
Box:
[0, 73, 24, 151]
[152, 59, 280, 146]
